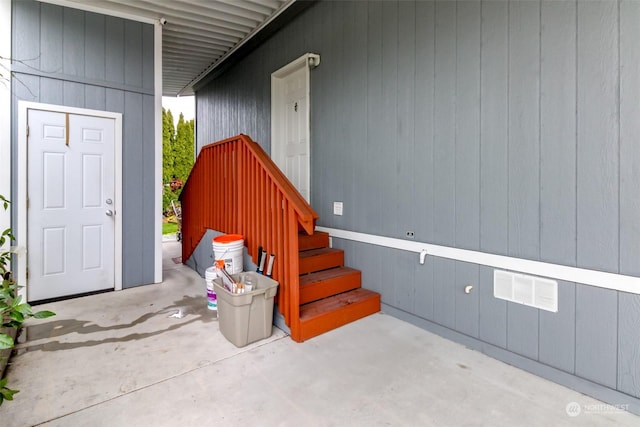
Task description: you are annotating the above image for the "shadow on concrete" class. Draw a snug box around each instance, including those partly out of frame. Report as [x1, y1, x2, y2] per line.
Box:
[16, 295, 216, 353]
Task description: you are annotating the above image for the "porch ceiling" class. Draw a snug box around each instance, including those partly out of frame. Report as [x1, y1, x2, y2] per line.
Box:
[41, 0, 295, 96]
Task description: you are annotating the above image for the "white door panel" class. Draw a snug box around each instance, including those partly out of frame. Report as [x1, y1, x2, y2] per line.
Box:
[42, 227, 65, 275]
[28, 110, 115, 301]
[43, 152, 66, 208]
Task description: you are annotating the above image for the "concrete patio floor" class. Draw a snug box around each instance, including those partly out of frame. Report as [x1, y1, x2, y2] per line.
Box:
[1, 241, 638, 426]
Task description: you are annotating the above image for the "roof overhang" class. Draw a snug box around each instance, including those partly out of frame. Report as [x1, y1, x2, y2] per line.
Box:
[38, 0, 313, 96]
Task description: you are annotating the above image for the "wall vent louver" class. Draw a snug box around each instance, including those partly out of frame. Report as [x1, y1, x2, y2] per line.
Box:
[493, 270, 558, 312]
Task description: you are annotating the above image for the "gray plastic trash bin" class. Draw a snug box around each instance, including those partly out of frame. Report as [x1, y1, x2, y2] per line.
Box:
[213, 272, 279, 347]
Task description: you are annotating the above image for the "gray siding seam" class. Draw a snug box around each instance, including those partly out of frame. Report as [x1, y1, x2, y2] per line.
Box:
[574, 0, 578, 268]
[574, 0, 579, 271]
[617, 0, 621, 276]
[432, 0, 438, 244]
[617, 290, 620, 390]
[453, 0, 458, 253]
[478, 0, 483, 253]
[537, 0, 542, 361]
[505, 0, 510, 350]
[12, 66, 154, 96]
[537, 1, 542, 264]
[616, 1, 621, 390]
[506, 0, 510, 258]
[478, 0, 483, 338]
[574, 278, 578, 374]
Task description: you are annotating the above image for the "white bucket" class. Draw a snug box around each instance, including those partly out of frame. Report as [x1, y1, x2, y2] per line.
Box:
[212, 234, 244, 274]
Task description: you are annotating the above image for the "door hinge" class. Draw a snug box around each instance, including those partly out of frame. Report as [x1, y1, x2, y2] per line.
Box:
[26, 125, 29, 138]
[26, 268, 29, 280]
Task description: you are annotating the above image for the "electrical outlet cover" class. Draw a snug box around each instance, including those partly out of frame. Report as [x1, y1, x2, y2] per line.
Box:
[333, 201, 343, 216]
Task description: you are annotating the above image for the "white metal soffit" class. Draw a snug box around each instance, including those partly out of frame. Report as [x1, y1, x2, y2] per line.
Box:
[41, 0, 294, 96]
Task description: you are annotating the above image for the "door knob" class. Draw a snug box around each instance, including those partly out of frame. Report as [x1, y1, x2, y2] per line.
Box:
[105, 209, 113, 216]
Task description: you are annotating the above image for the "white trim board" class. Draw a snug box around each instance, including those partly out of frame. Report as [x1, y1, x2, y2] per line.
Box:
[17, 102, 124, 300]
[37, 0, 157, 24]
[316, 226, 640, 295]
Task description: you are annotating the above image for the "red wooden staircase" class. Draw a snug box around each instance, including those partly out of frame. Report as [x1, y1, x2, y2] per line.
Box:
[297, 231, 380, 341]
[180, 134, 380, 343]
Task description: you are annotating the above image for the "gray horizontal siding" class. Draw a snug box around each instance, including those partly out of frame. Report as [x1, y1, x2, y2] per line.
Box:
[194, 0, 640, 406]
[12, 0, 155, 288]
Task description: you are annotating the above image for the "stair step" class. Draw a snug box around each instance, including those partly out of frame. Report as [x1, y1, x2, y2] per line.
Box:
[297, 288, 381, 342]
[298, 231, 330, 251]
[299, 247, 344, 275]
[299, 267, 361, 305]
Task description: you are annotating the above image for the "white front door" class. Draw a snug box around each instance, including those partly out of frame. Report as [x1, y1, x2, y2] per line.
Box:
[272, 54, 319, 202]
[27, 110, 115, 301]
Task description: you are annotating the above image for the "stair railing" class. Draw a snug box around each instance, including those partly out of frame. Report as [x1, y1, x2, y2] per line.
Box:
[180, 134, 318, 340]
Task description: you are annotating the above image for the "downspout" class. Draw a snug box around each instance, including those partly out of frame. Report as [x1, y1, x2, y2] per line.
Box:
[0, 0, 11, 235]
[154, 19, 163, 283]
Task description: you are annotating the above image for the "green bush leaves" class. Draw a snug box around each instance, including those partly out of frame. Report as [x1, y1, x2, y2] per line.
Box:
[0, 377, 19, 404]
[0, 195, 55, 405]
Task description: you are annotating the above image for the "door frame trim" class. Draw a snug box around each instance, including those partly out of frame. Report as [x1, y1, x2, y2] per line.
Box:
[17, 101, 123, 300]
[270, 53, 320, 202]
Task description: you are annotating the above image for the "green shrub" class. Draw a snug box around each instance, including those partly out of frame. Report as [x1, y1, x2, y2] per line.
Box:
[0, 196, 55, 405]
